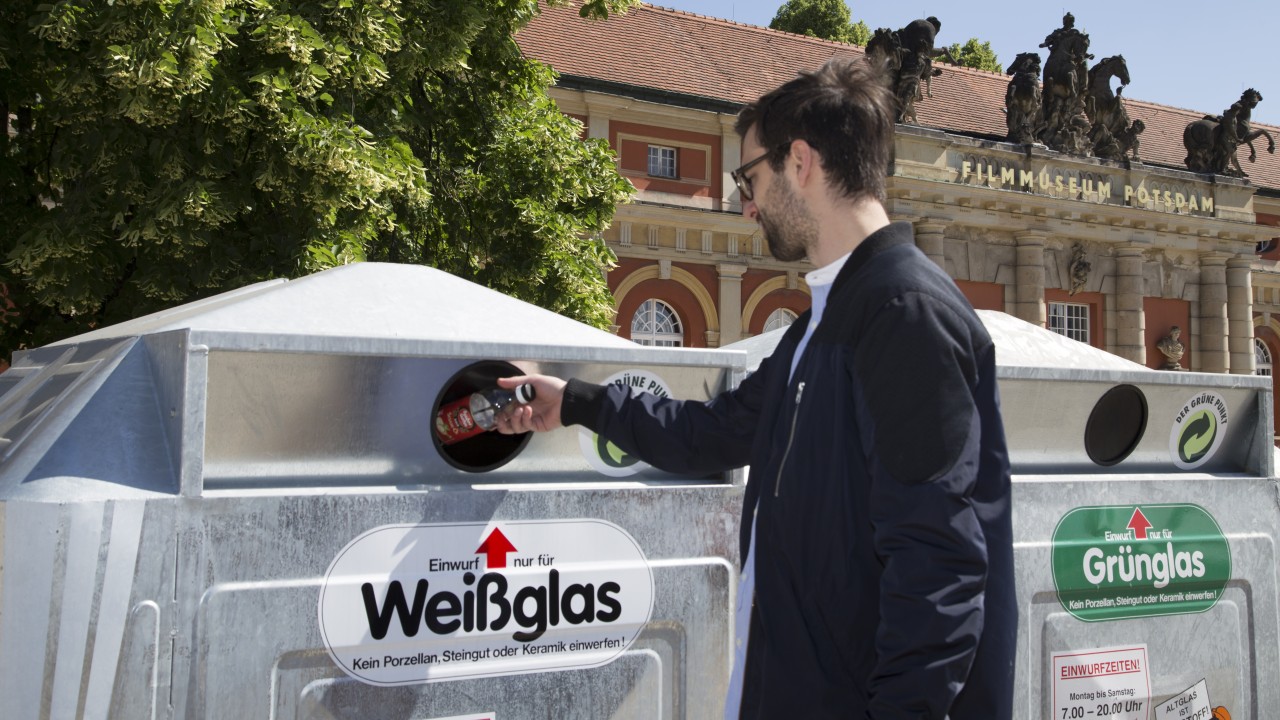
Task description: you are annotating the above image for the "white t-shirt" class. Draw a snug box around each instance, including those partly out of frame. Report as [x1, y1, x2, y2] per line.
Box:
[723, 250, 850, 719]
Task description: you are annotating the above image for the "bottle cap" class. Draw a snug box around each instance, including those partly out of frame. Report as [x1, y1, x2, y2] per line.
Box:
[515, 383, 536, 404]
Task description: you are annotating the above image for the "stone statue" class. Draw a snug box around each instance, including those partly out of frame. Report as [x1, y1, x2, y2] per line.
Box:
[1084, 55, 1144, 162]
[1038, 12, 1094, 155]
[1156, 326, 1186, 370]
[865, 17, 954, 124]
[865, 27, 902, 72]
[1004, 52, 1044, 144]
[865, 27, 906, 113]
[1184, 89, 1276, 176]
[1116, 119, 1145, 162]
[1068, 243, 1090, 295]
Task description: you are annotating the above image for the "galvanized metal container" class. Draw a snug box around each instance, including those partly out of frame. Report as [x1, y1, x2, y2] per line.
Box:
[2, 264, 1276, 719]
[0, 264, 745, 719]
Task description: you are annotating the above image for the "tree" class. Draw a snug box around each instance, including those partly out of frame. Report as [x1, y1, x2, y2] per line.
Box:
[946, 38, 1002, 73]
[0, 0, 637, 359]
[770, 0, 853, 43]
[848, 20, 872, 47]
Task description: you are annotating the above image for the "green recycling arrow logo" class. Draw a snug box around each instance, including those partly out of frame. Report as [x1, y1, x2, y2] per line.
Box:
[1177, 409, 1216, 465]
[1169, 392, 1228, 470]
[595, 433, 639, 469]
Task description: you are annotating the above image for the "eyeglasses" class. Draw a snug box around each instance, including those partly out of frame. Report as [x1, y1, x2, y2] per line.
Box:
[731, 142, 791, 202]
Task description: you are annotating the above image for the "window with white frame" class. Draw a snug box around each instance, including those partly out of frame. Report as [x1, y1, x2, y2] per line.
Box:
[763, 308, 798, 333]
[1255, 338, 1272, 376]
[631, 299, 683, 346]
[647, 145, 677, 178]
[1048, 302, 1090, 343]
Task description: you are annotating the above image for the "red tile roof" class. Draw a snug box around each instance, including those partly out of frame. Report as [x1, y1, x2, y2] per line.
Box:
[517, 3, 1280, 193]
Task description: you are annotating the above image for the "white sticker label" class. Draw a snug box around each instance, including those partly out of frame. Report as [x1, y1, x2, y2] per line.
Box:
[319, 520, 654, 686]
[428, 715, 496, 720]
[1154, 680, 1212, 720]
[578, 370, 673, 477]
[1170, 391, 1229, 470]
[1052, 645, 1151, 720]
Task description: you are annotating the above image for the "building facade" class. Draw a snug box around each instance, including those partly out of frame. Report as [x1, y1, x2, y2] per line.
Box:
[518, 4, 1280, 429]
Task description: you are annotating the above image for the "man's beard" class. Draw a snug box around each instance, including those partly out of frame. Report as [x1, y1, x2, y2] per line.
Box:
[759, 174, 817, 263]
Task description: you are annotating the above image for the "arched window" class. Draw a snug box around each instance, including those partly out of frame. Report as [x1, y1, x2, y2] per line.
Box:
[763, 308, 798, 333]
[631, 299, 683, 347]
[1255, 338, 1272, 376]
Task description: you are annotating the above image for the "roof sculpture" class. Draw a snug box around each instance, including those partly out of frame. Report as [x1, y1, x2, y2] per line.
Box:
[516, 4, 1280, 186]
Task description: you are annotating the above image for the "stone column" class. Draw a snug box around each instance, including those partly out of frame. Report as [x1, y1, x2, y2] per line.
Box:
[720, 115, 742, 212]
[1198, 253, 1230, 373]
[1227, 255, 1255, 374]
[1014, 231, 1046, 327]
[717, 262, 748, 345]
[914, 220, 947, 270]
[1113, 246, 1146, 365]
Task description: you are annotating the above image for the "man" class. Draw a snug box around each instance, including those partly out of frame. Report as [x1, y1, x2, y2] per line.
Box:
[497, 58, 1016, 719]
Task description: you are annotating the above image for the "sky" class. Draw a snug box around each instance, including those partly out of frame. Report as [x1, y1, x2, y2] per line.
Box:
[647, 1, 1280, 127]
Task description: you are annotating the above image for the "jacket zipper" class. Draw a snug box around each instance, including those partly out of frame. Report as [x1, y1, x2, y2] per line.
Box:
[773, 381, 805, 496]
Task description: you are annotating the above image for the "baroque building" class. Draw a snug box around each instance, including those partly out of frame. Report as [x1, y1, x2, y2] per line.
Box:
[517, 5, 1280, 432]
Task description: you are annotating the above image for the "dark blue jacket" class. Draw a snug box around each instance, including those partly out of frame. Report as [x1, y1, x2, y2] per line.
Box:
[562, 222, 1016, 719]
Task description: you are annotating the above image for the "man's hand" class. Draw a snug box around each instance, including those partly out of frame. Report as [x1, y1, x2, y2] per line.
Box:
[495, 374, 567, 434]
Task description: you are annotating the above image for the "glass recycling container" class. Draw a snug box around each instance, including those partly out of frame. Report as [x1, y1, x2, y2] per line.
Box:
[0, 264, 746, 719]
[2, 263, 1279, 719]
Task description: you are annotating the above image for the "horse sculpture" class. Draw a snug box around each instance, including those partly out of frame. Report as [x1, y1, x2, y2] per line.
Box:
[1085, 55, 1143, 161]
[1184, 89, 1276, 176]
[1005, 52, 1043, 144]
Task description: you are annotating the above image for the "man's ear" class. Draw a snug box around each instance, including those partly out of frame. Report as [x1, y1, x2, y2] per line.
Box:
[789, 139, 820, 189]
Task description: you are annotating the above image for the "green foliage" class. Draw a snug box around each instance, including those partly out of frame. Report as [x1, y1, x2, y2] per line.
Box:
[0, 0, 637, 358]
[848, 20, 871, 46]
[770, 0, 853, 43]
[946, 38, 1002, 73]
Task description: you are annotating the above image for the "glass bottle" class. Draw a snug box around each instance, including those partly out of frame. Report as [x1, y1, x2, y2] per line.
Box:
[435, 383, 536, 445]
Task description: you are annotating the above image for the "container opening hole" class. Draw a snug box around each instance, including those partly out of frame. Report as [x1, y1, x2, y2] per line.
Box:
[432, 360, 531, 473]
[1084, 384, 1148, 466]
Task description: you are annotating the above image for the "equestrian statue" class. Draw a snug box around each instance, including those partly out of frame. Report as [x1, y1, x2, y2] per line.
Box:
[865, 17, 955, 125]
[1184, 89, 1275, 176]
[1085, 55, 1144, 162]
[1038, 12, 1093, 155]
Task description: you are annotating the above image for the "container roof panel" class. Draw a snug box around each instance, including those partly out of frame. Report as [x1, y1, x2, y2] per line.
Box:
[52, 264, 640, 352]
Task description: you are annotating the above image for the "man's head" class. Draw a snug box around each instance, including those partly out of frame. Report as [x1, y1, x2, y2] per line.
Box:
[733, 58, 895, 207]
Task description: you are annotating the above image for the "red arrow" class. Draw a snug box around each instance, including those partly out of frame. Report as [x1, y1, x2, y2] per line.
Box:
[1126, 508, 1153, 540]
[476, 528, 517, 569]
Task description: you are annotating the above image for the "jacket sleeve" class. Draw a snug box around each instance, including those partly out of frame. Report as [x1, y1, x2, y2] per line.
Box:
[560, 348, 783, 476]
[855, 291, 991, 719]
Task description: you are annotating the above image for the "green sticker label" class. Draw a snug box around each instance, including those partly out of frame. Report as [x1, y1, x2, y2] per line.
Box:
[1052, 504, 1230, 622]
[1169, 392, 1228, 470]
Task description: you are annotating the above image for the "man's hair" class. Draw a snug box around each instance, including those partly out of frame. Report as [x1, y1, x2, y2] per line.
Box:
[734, 57, 895, 203]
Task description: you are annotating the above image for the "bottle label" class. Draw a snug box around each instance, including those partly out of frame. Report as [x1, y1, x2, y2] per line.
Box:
[436, 397, 486, 445]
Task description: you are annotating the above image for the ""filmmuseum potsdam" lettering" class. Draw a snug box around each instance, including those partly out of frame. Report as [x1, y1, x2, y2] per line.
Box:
[959, 160, 1214, 214]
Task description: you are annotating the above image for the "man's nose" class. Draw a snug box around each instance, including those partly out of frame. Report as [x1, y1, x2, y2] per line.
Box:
[741, 198, 759, 221]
